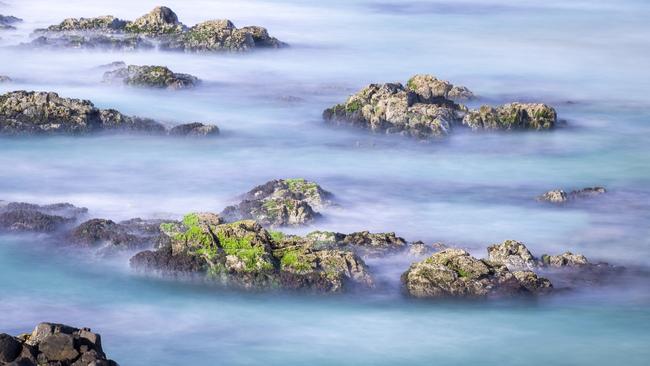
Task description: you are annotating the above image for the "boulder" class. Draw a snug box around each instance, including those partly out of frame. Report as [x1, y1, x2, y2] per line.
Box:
[0, 91, 165, 135]
[401, 249, 550, 298]
[537, 187, 606, 203]
[462, 103, 556, 130]
[43, 15, 128, 32]
[220, 179, 333, 227]
[540, 252, 590, 267]
[102, 65, 199, 89]
[163, 19, 255, 52]
[124, 6, 186, 35]
[168, 123, 219, 137]
[487, 239, 537, 270]
[70, 218, 165, 253]
[406, 74, 474, 102]
[130, 213, 373, 292]
[305, 230, 408, 257]
[0, 201, 87, 233]
[239, 26, 286, 48]
[0, 15, 22, 30]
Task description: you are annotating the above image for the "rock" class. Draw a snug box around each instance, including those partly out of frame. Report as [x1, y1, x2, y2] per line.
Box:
[0, 15, 22, 30]
[324, 75, 557, 139]
[512, 270, 553, 293]
[487, 239, 537, 270]
[131, 213, 373, 292]
[0, 323, 117, 366]
[305, 230, 408, 257]
[29, 7, 285, 53]
[407, 241, 447, 256]
[0, 201, 86, 233]
[541, 252, 590, 267]
[0, 75, 11, 83]
[462, 103, 556, 130]
[537, 187, 607, 203]
[95, 61, 126, 70]
[102, 65, 199, 89]
[220, 179, 333, 227]
[168, 123, 219, 137]
[401, 249, 548, 298]
[0, 91, 166, 135]
[70, 218, 162, 252]
[124, 6, 186, 36]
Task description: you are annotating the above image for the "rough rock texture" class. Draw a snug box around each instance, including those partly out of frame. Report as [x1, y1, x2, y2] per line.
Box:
[462, 103, 556, 130]
[0, 201, 87, 233]
[537, 187, 607, 203]
[401, 249, 551, 298]
[168, 122, 219, 137]
[323, 74, 557, 139]
[130, 213, 373, 292]
[70, 218, 167, 253]
[0, 322, 117, 366]
[305, 230, 408, 257]
[220, 179, 333, 227]
[487, 239, 537, 270]
[0, 91, 165, 135]
[541, 252, 590, 267]
[102, 65, 199, 89]
[29, 7, 285, 52]
[0, 14, 22, 30]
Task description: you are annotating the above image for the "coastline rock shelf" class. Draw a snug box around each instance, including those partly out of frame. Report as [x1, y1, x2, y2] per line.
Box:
[0, 91, 218, 136]
[0, 323, 118, 366]
[323, 74, 557, 139]
[27, 6, 286, 52]
[102, 64, 200, 90]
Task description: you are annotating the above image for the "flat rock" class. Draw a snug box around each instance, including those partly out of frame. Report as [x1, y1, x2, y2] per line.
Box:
[102, 65, 199, 89]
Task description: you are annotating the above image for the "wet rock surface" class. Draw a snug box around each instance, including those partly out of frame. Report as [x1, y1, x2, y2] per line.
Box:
[28, 6, 285, 52]
[102, 65, 199, 89]
[537, 187, 607, 203]
[0, 201, 87, 233]
[323, 74, 557, 139]
[0, 322, 118, 366]
[220, 179, 333, 227]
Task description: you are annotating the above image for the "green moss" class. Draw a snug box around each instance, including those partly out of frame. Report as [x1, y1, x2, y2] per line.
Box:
[182, 213, 200, 227]
[216, 231, 272, 271]
[269, 230, 285, 243]
[280, 250, 312, 272]
[457, 269, 470, 278]
[345, 100, 361, 113]
[406, 77, 417, 90]
[541, 254, 551, 265]
[159, 222, 176, 233]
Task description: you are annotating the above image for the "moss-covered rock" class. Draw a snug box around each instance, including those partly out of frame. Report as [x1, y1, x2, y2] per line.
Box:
[102, 65, 199, 89]
[537, 187, 606, 203]
[163, 19, 255, 52]
[124, 6, 186, 36]
[487, 239, 537, 270]
[43, 15, 127, 32]
[220, 179, 333, 227]
[305, 230, 408, 257]
[462, 103, 557, 130]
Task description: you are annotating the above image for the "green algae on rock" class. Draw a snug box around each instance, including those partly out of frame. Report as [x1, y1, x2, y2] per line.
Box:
[102, 65, 200, 89]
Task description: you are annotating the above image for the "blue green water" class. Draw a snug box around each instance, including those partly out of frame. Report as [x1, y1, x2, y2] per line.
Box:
[1, 0, 650, 364]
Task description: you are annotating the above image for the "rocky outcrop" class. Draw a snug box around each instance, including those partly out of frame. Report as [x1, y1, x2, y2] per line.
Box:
[102, 65, 199, 89]
[220, 179, 333, 227]
[323, 74, 557, 139]
[305, 230, 409, 257]
[70, 218, 168, 254]
[130, 213, 373, 292]
[0, 14, 22, 30]
[28, 6, 285, 52]
[401, 249, 551, 299]
[537, 187, 606, 203]
[0, 91, 219, 136]
[168, 123, 219, 137]
[0, 201, 87, 233]
[0, 75, 11, 83]
[540, 252, 589, 267]
[487, 239, 537, 270]
[0, 322, 117, 365]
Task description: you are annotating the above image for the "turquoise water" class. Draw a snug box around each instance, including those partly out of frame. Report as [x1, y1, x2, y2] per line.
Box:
[1, 0, 650, 365]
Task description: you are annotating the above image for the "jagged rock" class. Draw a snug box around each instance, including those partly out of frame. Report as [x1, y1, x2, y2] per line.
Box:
[70, 218, 165, 253]
[0, 75, 11, 83]
[0, 201, 87, 233]
[323, 75, 556, 139]
[305, 230, 408, 257]
[537, 187, 606, 203]
[168, 122, 219, 136]
[462, 103, 556, 130]
[0, 91, 165, 135]
[487, 239, 537, 270]
[401, 249, 550, 298]
[0, 322, 117, 365]
[102, 65, 199, 89]
[28, 7, 285, 53]
[513, 270, 553, 293]
[124, 6, 186, 35]
[0, 14, 22, 30]
[220, 179, 333, 227]
[130, 213, 373, 292]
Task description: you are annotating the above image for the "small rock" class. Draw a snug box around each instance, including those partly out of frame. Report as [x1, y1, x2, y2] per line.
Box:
[541, 252, 590, 267]
[169, 123, 219, 137]
[537, 186, 606, 203]
[487, 239, 537, 270]
[462, 103, 556, 130]
[102, 65, 199, 89]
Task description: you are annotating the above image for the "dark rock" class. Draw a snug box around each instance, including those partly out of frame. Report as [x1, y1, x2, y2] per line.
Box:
[537, 186, 606, 203]
[220, 179, 333, 227]
[305, 230, 408, 257]
[0, 201, 86, 233]
[70, 218, 171, 253]
[168, 123, 220, 137]
[0, 14, 22, 30]
[0, 333, 22, 363]
[102, 65, 199, 89]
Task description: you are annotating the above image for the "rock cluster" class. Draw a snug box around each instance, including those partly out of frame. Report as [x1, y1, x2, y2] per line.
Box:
[0, 201, 87, 233]
[0, 14, 21, 30]
[0, 322, 117, 365]
[29, 6, 286, 52]
[323, 74, 557, 139]
[487, 239, 601, 271]
[102, 65, 199, 90]
[130, 213, 374, 292]
[220, 179, 334, 227]
[0, 91, 218, 136]
[537, 187, 606, 203]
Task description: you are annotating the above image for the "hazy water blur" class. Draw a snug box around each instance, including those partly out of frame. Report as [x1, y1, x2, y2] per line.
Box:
[1, 0, 650, 365]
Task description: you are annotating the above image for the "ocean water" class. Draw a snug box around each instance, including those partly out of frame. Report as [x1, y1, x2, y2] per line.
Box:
[1, 0, 649, 365]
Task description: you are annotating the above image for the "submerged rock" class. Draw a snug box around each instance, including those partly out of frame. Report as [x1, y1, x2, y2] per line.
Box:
[0, 322, 117, 365]
[0, 201, 87, 233]
[168, 122, 219, 137]
[102, 65, 199, 89]
[0, 14, 22, 30]
[220, 179, 333, 227]
[96, 61, 126, 70]
[0, 75, 11, 83]
[130, 213, 373, 292]
[537, 187, 607, 203]
[401, 248, 551, 299]
[70, 218, 166, 253]
[28, 6, 285, 52]
[0, 91, 165, 135]
[305, 230, 409, 257]
[323, 74, 557, 139]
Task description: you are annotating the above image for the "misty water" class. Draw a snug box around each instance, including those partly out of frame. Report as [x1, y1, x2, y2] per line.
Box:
[1, 0, 650, 365]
